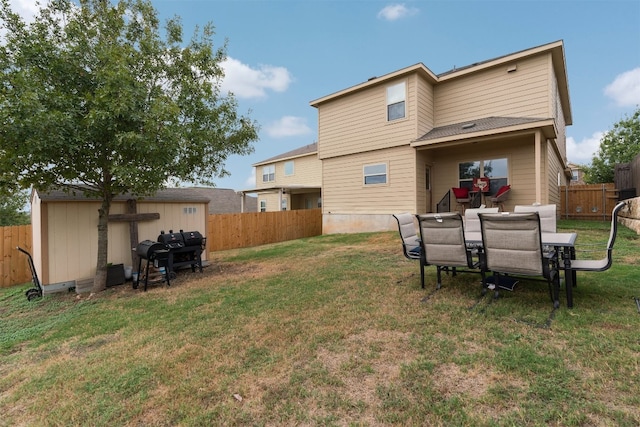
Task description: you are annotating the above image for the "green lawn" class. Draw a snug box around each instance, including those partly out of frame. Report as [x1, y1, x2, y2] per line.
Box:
[1, 221, 639, 426]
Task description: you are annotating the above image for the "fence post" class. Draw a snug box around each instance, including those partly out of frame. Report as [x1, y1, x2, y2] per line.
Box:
[602, 184, 606, 221]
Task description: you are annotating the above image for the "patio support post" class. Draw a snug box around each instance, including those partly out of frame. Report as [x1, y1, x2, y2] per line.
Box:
[535, 131, 542, 203]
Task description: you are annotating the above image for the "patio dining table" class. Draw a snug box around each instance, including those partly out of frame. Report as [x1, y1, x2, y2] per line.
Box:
[464, 231, 578, 308]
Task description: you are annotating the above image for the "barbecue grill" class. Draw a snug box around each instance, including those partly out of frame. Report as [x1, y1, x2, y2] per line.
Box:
[134, 240, 171, 291]
[158, 230, 205, 274]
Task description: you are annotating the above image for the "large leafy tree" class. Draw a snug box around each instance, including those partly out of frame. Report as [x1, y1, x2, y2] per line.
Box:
[583, 108, 640, 183]
[0, 190, 30, 226]
[0, 0, 258, 292]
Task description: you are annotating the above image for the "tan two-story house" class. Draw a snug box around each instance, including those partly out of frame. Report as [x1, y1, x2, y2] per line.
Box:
[310, 40, 573, 234]
[242, 142, 322, 212]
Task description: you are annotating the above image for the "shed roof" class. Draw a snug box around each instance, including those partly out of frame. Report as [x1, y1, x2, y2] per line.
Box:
[34, 186, 257, 214]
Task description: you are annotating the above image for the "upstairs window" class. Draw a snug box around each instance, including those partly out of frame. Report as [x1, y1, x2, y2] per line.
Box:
[364, 163, 388, 185]
[284, 160, 294, 176]
[262, 165, 275, 182]
[387, 82, 406, 121]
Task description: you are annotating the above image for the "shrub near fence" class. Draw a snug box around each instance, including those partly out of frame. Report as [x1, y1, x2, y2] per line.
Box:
[207, 209, 322, 252]
[1, 224, 32, 288]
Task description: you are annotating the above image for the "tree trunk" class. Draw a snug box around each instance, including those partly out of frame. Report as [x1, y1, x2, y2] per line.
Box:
[92, 196, 112, 293]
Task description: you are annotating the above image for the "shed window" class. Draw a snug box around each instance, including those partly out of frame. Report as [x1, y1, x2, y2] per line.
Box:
[183, 207, 197, 214]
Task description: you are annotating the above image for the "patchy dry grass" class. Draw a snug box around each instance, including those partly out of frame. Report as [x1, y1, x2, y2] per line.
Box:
[1, 222, 640, 426]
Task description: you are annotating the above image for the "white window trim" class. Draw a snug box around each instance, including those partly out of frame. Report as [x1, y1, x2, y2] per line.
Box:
[284, 160, 294, 176]
[363, 162, 388, 186]
[386, 81, 406, 122]
[262, 165, 275, 183]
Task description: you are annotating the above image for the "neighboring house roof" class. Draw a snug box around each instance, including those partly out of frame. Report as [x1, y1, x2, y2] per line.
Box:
[310, 40, 571, 126]
[186, 187, 257, 214]
[253, 142, 318, 166]
[413, 116, 556, 146]
[34, 187, 256, 214]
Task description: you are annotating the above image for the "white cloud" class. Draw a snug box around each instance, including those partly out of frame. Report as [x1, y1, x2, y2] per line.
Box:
[604, 68, 640, 107]
[377, 3, 419, 21]
[9, 0, 39, 22]
[566, 132, 603, 165]
[265, 116, 312, 138]
[220, 57, 292, 99]
[244, 168, 256, 187]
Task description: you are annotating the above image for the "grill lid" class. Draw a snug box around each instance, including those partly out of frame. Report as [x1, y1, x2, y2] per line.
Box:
[136, 240, 167, 259]
[158, 230, 184, 249]
[181, 230, 203, 247]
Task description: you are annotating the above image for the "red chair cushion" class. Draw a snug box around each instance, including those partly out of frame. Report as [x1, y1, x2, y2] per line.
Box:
[495, 185, 511, 197]
[452, 187, 469, 199]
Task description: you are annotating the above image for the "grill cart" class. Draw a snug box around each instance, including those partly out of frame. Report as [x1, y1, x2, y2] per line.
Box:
[134, 240, 171, 291]
[16, 246, 43, 301]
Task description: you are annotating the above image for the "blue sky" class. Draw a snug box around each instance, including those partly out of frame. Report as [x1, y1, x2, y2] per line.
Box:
[11, 0, 640, 191]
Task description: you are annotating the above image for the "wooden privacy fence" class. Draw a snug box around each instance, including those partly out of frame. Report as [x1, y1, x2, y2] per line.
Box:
[207, 209, 322, 252]
[1, 225, 33, 288]
[1, 209, 323, 288]
[560, 184, 619, 220]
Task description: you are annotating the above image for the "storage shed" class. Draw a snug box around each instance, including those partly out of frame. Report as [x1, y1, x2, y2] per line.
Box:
[30, 187, 209, 293]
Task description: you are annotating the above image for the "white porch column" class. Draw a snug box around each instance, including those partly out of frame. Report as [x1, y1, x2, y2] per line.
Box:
[535, 131, 542, 204]
[239, 192, 245, 213]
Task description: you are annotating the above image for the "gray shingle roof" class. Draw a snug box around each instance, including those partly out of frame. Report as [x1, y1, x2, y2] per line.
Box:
[35, 187, 256, 214]
[253, 142, 317, 166]
[414, 116, 548, 142]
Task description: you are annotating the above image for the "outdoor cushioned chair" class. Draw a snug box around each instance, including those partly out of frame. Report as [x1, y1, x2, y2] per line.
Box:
[452, 187, 471, 214]
[478, 212, 561, 308]
[463, 206, 499, 233]
[490, 185, 511, 211]
[514, 204, 557, 233]
[416, 212, 486, 291]
[565, 201, 627, 273]
[393, 213, 424, 287]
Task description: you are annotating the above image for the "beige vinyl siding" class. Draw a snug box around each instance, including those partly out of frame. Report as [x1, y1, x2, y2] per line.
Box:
[317, 77, 417, 160]
[434, 54, 553, 127]
[274, 154, 321, 187]
[322, 145, 416, 214]
[257, 193, 281, 212]
[547, 140, 566, 207]
[256, 154, 321, 190]
[416, 75, 435, 138]
[41, 200, 207, 285]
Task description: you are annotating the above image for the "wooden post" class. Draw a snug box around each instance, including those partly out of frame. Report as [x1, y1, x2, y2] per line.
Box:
[108, 199, 160, 268]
